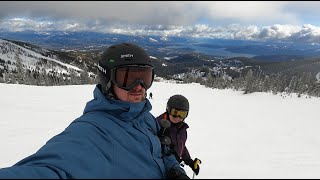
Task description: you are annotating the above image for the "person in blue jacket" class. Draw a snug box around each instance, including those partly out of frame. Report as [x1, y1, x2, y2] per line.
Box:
[0, 43, 189, 179]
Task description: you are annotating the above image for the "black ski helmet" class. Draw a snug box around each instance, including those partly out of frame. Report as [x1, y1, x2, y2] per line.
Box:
[166, 94, 190, 112]
[97, 42, 154, 94]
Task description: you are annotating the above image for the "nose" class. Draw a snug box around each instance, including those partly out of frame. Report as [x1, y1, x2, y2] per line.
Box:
[133, 83, 144, 90]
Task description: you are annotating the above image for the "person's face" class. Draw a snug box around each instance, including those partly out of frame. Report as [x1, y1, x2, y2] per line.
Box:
[169, 114, 184, 124]
[113, 84, 146, 103]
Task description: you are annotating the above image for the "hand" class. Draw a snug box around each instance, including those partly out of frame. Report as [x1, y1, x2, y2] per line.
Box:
[186, 158, 201, 175]
[167, 168, 190, 179]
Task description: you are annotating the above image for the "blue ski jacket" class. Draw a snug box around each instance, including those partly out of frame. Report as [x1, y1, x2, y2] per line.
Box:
[0, 85, 185, 178]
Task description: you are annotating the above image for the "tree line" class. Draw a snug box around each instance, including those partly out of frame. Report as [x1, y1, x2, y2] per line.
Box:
[1, 52, 319, 98]
[182, 69, 320, 98]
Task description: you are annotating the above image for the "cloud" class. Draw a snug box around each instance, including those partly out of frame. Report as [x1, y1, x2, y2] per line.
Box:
[0, 1, 319, 26]
[255, 24, 301, 40]
[0, 2, 200, 26]
[196, 1, 299, 25]
[2, 18, 320, 43]
[2, 2, 320, 43]
[1, 18, 55, 32]
[288, 24, 320, 43]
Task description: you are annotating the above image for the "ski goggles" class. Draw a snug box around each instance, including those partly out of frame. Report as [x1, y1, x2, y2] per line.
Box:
[169, 108, 189, 119]
[111, 65, 154, 91]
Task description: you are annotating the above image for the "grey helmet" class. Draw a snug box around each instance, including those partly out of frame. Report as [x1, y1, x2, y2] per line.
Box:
[166, 94, 190, 112]
[97, 42, 154, 96]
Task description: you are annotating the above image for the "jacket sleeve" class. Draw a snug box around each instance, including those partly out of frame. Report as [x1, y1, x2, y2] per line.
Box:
[0, 120, 111, 179]
[0, 134, 72, 179]
[0, 166, 61, 178]
[0, 123, 83, 179]
[181, 146, 192, 162]
[181, 129, 192, 162]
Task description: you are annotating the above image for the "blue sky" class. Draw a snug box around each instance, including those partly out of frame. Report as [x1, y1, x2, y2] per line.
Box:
[1, 1, 320, 43]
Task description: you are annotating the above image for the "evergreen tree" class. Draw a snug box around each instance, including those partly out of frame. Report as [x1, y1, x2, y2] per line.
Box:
[28, 70, 37, 85]
[244, 70, 254, 94]
[15, 52, 24, 84]
[0, 71, 4, 83]
[41, 67, 49, 86]
[261, 75, 271, 93]
[69, 69, 79, 85]
[205, 72, 215, 88]
[80, 68, 91, 85]
[311, 82, 320, 97]
[288, 75, 298, 93]
[296, 72, 312, 94]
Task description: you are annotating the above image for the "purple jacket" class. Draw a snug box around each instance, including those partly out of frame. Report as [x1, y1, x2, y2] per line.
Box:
[156, 112, 191, 163]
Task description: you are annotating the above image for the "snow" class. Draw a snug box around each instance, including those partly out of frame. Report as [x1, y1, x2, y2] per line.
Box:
[1, 82, 320, 178]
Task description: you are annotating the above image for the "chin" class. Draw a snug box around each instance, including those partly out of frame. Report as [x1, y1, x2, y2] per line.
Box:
[129, 97, 143, 103]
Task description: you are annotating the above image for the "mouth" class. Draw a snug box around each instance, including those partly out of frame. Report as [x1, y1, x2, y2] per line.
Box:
[129, 92, 143, 96]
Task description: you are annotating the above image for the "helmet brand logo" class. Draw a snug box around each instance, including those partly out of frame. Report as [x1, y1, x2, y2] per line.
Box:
[121, 54, 134, 59]
[97, 63, 107, 74]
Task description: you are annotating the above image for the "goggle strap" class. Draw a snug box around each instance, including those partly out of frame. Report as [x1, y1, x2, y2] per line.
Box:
[106, 80, 112, 89]
[122, 67, 129, 87]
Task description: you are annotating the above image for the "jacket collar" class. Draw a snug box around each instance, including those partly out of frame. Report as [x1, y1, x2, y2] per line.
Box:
[83, 85, 152, 122]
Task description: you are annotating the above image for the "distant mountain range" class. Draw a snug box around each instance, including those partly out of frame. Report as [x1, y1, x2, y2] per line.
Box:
[1, 31, 320, 82]
[2, 30, 320, 60]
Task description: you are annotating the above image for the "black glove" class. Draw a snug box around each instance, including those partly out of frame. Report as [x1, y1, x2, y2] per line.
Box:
[185, 158, 201, 175]
[167, 168, 190, 179]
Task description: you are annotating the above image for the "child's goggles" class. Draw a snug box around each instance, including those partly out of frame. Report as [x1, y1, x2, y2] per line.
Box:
[111, 65, 154, 91]
[169, 108, 189, 119]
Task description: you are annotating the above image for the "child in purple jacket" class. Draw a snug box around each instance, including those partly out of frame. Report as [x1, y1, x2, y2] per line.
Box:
[156, 94, 201, 176]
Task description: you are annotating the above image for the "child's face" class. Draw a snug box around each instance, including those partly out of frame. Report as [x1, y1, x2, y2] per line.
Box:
[169, 114, 184, 124]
